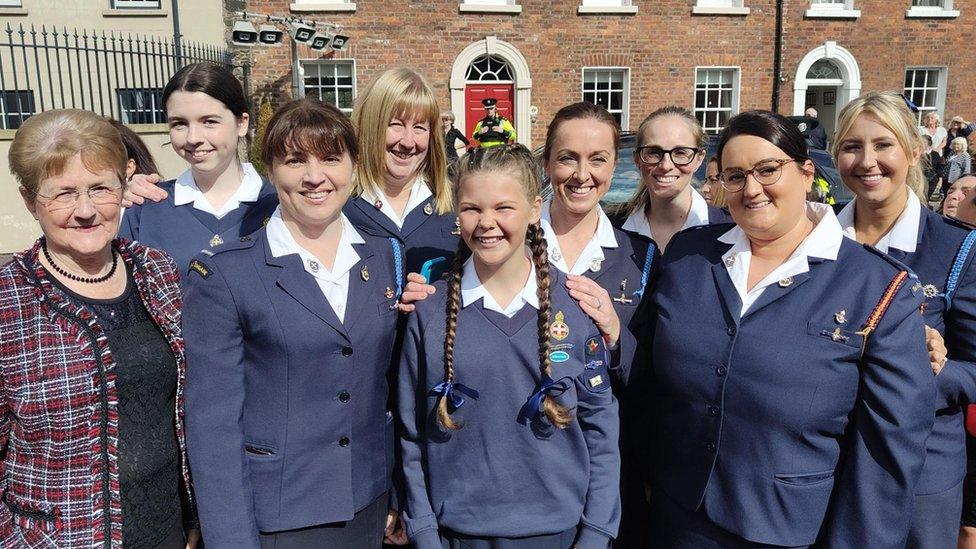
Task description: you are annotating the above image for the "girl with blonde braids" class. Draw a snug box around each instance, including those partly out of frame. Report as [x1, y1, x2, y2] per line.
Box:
[397, 144, 621, 549]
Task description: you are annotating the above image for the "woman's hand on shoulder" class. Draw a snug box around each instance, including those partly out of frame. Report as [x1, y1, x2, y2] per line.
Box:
[397, 272, 437, 313]
[122, 173, 167, 207]
[566, 274, 620, 347]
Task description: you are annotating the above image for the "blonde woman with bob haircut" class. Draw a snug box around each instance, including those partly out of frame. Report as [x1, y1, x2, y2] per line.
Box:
[345, 68, 459, 276]
[1, 108, 198, 547]
[833, 90, 976, 549]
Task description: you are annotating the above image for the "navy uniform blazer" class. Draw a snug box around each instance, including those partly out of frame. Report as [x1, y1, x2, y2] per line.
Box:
[118, 178, 279, 273]
[886, 207, 976, 494]
[182, 228, 400, 549]
[344, 195, 459, 276]
[639, 224, 934, 548]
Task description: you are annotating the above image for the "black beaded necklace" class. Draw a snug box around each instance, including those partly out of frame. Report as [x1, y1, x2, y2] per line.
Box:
[41, 239, 118, 284]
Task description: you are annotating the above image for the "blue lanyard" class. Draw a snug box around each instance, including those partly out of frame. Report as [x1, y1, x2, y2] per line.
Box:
[389, 237, 404, 306]
[632, 241, 656, 299]
[945, 230, 976, 308]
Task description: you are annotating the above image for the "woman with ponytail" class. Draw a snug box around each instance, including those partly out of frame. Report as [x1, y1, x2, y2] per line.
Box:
[832, 91, 976, 549]
[397, 144, 620, 549]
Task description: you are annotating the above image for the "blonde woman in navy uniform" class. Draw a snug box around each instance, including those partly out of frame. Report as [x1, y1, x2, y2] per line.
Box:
[183, 99, 404, 548]
[344, 68, 458, 276]
[639, 110, 934, 547]
[398, 144, 620, 549]
[832, 91, 976, 549]
[614, 106, 731, 253]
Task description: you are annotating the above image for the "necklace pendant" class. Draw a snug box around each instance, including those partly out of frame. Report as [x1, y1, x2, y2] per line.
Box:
[209, 234, 224, 248]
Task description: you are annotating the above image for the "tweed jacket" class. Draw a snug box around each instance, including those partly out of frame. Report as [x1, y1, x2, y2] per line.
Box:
[0, 238, 195, 548]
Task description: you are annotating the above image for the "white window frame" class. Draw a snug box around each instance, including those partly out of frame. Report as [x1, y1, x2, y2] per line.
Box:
[578, 0, 638, 15]
[904, 66, 948, 125]
[289, 0, 356, 13]
[459, 0, 523, 14]
[0, 0, 22, 7]
[301, 59, 356, 116]
[111, 0, 161, 8]
[0, 89, 34, 130]
[907, 0, 959, 18]
[806, 0, 860, 18]
[692, 0, 750, 15]
[116, 88, 165, 125]
[693, 66, 741, 134]
[581, 67, 631, 131]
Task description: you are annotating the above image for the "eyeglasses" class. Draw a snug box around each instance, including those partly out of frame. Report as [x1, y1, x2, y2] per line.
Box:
[635, 146, 702, 167]
[33, 184, 123, 211]
[720, 158, 797, 192]
[703, 174, 721, 185]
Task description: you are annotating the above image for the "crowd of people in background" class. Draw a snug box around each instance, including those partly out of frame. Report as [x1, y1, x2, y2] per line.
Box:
[4, 60, 976, 549]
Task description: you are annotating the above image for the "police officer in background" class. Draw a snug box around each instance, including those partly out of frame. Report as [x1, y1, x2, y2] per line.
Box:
[472, 97, 517, 148]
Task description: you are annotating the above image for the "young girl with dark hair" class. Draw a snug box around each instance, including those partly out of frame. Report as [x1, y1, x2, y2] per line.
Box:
[119, 62, 277, 271]
[397, 144, 620, 549]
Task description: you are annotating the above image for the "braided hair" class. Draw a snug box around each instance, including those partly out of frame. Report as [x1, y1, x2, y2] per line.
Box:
[436, 144, 571, 429]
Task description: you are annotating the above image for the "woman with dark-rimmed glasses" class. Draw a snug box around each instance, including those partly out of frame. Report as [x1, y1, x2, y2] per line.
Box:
[634, 109, 933, 548]
[614, 106, 730, 253]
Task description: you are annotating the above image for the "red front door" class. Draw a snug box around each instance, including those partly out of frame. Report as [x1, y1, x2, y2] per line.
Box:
[465, 84, 515, 145]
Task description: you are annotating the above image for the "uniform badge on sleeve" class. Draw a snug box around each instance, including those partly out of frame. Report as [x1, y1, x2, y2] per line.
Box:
[189, 259, 211, 279]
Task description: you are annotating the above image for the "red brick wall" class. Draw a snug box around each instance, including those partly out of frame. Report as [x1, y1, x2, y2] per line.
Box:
[236, 0, 975, 145]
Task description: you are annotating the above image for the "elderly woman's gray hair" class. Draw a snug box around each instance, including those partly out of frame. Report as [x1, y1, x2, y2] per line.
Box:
[9, 109, 127, 195]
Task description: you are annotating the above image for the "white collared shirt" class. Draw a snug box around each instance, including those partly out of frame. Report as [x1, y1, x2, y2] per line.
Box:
[540, 200, 618, 275]
[359, 177, 433, 228]
[719, 201, 844, 317]
[460, 255, 538, 318]
[173, 163, 264, 219]
[836, 191, 921, 254]
[621, 187, 711, 241]
[265, 207, 365, 323]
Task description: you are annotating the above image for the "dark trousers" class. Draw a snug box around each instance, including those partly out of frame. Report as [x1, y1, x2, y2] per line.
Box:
[439, 526, 578, 549]
[258, 493, 388, 549]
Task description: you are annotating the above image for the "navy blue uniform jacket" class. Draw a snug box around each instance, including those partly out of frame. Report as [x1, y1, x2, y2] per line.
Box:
[344, 196, 459, 276]
[182, 228, 400, 549]
[639, 224, 934, 547]
[398, 271, 621, 549]
[118, 178, 279, 273]
[890, 208, 976, 495]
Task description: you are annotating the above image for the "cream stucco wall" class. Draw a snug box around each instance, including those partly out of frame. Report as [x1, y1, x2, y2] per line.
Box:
[0, 125, 191, 253]
[0, 0, 224, 45]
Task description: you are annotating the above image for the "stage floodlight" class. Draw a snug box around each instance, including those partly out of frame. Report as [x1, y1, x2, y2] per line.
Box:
[288, 21, 316, 44]
[309, 33, 331, 51]
[258, 25, 283, 45]
[232, 20, 258, 46]
[330, 34, 350, 51]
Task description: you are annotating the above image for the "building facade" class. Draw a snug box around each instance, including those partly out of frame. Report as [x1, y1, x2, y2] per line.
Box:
[0, 0, 228, 253]
[236, 0, 974, 147]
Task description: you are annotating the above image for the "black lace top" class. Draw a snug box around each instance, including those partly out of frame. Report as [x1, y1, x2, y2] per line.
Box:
[53, 266, 183, 548]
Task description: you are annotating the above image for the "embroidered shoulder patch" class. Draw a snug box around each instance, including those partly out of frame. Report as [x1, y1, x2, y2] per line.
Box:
[189, 259, 211, 279]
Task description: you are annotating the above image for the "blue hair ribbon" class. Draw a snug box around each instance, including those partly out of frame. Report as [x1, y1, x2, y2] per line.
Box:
[519, 375, 561, 424]
[429, 381, 479, 410]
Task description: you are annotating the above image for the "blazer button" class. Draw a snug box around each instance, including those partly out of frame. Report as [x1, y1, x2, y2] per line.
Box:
[341, 347, 353, 357]
[726, 326, 737, 336]
[338, 391, 351, 403]
[339, 437, 350, 447]
[708, 405, 720, 416]
[715, 365, 728, 376]
[705, 442, 716, 453]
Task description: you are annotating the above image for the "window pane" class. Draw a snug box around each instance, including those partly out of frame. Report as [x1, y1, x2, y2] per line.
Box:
[303, 60, 355, 113]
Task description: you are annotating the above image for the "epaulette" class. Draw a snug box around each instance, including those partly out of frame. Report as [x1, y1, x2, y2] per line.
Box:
[861, 243, 919, 279]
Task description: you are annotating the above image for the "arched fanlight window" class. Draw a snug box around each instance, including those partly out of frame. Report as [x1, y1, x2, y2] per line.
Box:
[465, 55, 514, 81]
[807, 59, 841, 80]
